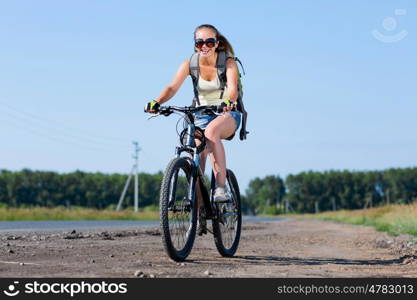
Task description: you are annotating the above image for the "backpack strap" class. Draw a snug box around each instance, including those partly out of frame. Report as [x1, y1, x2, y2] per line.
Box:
[189, 52, 200, 106]
[233, 56, 248, 140]
[234, 57, 246, 75]
[216, 51, 228, 99]
[238, 96, 249, 140]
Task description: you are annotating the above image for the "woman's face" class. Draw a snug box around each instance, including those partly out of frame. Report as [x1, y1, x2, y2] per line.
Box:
[195, 28, 218, 58]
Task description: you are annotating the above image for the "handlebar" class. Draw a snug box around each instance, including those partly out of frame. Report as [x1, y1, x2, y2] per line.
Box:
[148, 105, 233, 116]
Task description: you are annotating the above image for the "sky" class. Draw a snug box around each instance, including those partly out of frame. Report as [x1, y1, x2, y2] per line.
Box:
[0, 0, 416, 192]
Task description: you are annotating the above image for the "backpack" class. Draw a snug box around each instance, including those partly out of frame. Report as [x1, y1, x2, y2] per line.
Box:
[189, 51, 249, 141]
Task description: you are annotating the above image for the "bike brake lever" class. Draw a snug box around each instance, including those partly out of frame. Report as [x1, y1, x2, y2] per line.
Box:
[147, 114, 160, 121]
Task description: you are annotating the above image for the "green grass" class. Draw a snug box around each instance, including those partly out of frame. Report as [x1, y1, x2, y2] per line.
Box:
[0, 206, 159, 221]
[301, 203, 417, 237]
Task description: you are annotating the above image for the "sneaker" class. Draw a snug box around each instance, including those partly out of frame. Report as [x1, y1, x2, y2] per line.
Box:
[213, 186, 230, 203]
[197, 206, 207, 236]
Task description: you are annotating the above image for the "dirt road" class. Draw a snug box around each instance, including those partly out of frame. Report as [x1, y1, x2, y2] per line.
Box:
[1, 218, 416, 278]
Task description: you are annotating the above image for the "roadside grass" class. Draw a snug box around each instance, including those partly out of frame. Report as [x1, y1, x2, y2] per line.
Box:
[0, 206, 159, 221]
[301, 203, 417, 237]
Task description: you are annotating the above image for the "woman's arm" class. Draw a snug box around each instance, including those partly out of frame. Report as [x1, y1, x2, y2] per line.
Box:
[155, 59, 190, 104]
[225, 58, 239, 102]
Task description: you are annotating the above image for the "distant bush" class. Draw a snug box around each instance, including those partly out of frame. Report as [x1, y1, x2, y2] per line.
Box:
[262, 205, 285, 216]
[307, 203, 417, 237]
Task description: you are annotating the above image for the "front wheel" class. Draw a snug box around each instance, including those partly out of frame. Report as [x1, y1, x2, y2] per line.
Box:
[160, 157, 197, 261]
[212, 169, 242, 257]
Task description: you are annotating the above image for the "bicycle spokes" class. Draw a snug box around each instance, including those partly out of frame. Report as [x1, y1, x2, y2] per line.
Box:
[212, 169, 242, 257]
[167, 166, 193, 251]
[217, 200, 238, 249]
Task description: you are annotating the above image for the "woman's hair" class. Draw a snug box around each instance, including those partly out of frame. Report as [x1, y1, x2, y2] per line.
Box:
[194, 24, 234, 56]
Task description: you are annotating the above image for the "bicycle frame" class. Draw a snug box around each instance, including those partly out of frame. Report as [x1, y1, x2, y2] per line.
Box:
[173, 111, 216, 220]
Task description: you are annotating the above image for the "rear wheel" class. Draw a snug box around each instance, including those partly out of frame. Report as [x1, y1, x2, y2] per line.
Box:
[160, 157, 197, 261]
[212, 169, 242, 257]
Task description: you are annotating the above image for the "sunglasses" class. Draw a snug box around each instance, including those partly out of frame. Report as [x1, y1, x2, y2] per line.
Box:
[194, 38, 217, 49]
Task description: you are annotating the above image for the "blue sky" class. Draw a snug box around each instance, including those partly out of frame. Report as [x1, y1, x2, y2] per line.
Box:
[0, 0, 416, 192]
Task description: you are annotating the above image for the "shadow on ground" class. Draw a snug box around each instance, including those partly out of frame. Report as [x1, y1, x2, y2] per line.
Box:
[181, 255, 417, 267]
[231, 255, 417, 266]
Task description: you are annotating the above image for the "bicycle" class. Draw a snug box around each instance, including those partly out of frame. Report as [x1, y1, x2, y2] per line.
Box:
[146, 105, 242, 262]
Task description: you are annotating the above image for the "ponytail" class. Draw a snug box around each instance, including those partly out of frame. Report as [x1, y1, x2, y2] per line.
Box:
[216, 33, 235, 56]
[194, 24, 235, 57]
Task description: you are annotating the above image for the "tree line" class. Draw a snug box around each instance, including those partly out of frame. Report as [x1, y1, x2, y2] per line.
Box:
[0, 169, 162, 209]
[245, 168, 417, 214]
[0, 167, 416, 213]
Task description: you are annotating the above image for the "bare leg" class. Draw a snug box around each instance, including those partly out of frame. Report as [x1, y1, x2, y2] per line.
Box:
[204, 113, 236, 187]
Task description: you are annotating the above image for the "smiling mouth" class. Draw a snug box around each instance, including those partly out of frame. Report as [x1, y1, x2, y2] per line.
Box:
[201, 48, 210, 55]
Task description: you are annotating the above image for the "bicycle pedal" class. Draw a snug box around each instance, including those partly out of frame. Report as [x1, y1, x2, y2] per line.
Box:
[197, 226, 208, 236]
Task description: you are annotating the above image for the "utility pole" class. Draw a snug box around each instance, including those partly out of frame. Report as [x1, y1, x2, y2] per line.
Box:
[133, 141, 140, 212]
[116, 141, 141, 212]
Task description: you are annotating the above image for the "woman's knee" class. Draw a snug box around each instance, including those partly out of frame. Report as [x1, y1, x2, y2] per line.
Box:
[204, 126, 221, 142]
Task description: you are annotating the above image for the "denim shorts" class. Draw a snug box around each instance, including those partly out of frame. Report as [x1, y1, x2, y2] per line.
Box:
[194, 111, 241, 131]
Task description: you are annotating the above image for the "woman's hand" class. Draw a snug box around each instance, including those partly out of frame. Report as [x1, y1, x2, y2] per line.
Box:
[144, 100, 160, 113]
[220, 99, 236, 112]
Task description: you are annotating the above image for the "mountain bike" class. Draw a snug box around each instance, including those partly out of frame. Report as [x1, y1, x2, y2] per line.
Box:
[146, 105, 242, 262]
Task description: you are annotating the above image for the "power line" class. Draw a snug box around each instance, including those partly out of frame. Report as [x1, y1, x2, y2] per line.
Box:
[0, 118, 106, 152]
[0, 100, 131, 144]
[0, 109, 131, 150]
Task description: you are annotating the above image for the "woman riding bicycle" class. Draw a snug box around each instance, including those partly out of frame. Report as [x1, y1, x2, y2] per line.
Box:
[145, 24, 241, 203]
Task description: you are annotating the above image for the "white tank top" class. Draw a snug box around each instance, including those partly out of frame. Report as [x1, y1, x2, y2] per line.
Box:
[196, 75, 228, 106]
